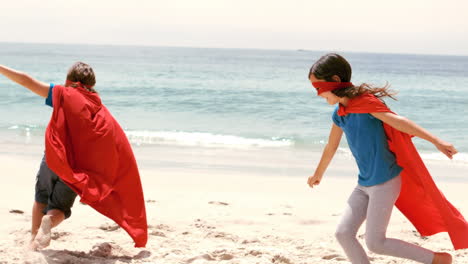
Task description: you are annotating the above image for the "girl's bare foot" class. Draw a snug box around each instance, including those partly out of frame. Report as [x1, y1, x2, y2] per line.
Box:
[30, 215, 52, 251]
[432, 252, 452, 264]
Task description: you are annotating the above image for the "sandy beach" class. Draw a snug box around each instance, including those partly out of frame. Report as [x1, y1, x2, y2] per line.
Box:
[0, 148, 467, 264]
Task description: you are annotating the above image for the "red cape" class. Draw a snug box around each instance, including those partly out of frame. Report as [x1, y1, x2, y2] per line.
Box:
[45, 85, 147, 247]
[338, 93, 468, 250]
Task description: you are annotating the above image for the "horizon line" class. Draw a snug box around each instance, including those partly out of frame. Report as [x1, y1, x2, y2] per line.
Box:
[1, 41, 467, 58]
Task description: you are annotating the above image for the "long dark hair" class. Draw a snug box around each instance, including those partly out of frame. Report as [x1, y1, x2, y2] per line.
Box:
[308, 53, 397, 100]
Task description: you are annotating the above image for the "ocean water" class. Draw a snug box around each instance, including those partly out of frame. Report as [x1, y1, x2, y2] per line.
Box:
[1, 43, 467, 166]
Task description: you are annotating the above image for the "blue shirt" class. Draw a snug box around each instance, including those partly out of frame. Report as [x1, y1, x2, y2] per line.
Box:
[45, 83, 54, 107]
[332, 106, 402, 186]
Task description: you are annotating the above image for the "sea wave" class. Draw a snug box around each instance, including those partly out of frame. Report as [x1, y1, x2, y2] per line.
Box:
[125, 130, 294, 149]
[3, 125, 468, 162]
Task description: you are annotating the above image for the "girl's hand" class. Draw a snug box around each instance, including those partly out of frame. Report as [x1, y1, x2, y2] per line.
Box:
[434, 139, 458, 159]
[307, 174, 323, 188]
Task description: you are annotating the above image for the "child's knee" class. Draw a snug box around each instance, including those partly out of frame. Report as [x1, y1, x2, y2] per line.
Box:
[335, 226, 355, 242]
[365, 235, 386, 254]
[47, 208, 70, 219]
[45, 208, 67, 226]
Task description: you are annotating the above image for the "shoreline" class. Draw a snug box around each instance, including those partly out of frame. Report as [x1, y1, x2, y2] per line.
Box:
[1, 141, 467, 182]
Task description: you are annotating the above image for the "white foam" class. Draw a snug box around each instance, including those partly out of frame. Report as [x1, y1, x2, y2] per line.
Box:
[124, 130, 294, 149]
[7, 124, 38, 130]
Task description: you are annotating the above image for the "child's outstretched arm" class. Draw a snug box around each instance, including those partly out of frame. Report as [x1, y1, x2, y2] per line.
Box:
[0, 65, 49, 98]
[371, 112, 458, 159]
[308, 123, 343, 188]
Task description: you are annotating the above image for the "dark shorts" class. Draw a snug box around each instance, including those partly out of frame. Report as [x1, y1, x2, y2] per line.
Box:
[35, 156, 78, 219]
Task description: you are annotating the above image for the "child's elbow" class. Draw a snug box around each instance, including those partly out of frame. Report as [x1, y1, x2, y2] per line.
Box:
[17, 72, 33, 85]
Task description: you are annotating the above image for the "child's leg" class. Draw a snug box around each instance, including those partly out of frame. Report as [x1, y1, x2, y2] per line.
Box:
[31, 215, 53, 250]
[31, 180, 77, 250]
[30, 155, 77, 250]
[335, 187, 370, 264]
[32, 156, 50, 239]
[365, 175, 434, 264]
[31, 201, 47, 238]
[46, 209, 65, 226]
[31, 209, 66, 250]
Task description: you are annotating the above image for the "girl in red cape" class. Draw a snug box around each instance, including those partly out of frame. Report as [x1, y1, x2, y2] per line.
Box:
[307, 53, 468, 264]
[0, 62, 147, 250]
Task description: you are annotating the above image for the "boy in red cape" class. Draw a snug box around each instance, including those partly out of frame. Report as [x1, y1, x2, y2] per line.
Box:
[307, 53, 467, 264]
[0, 62, 147, 250]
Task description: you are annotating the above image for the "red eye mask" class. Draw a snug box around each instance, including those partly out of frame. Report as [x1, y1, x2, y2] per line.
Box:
[312, 82, 353, 95]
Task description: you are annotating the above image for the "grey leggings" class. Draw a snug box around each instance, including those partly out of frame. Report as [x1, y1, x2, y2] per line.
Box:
[336, 175, 434, 264]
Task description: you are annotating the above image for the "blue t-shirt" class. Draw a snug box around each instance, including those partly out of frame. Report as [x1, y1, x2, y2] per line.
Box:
[45, 83, 54, 107]
[332, 106, 402, 186]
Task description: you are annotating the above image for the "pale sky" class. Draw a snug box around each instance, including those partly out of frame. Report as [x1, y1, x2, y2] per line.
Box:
[1, 0, 467, 55]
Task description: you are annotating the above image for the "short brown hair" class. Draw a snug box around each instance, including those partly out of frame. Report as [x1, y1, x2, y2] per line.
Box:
[66, 62, 96, 92]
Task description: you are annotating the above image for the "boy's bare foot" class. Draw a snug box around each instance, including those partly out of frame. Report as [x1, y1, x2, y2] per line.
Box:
[432, 252, 452, 264]
[28, 233, 37, 250]
[30, 215, 52, 251]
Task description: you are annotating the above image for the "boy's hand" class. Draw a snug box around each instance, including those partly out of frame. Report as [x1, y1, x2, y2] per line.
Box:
[307, 173, 323, 188]
[0, 65, 49, 98]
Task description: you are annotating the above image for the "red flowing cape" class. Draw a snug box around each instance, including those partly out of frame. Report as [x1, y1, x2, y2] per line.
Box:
[338, 93, 468, 250]
[45, 85, 148, 247]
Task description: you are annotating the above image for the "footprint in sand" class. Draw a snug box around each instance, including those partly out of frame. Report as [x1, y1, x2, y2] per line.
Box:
[12, 228, 31, 247]
[246, 250, 263, 256]
[241, 238, 260, 244]
[22, 251, 48, 264]
[412, 230, 429, 240]
[76, 242, 147, 260]
[90, 242, 133, 259]
[186, 250, 234, 263]
[90, 242, 113, 257]
[193, 219, 216, 230]
[134, 250, 152, 259]
[208, 201, 229, 206]
[272, 254, 293, 264]
[212, 250, 234, 260]
[299, 219, 323, 225]
[186, 253, 215, 263]
[322, 254, 346, 261]
[51, 231, 71, 240]
[205, 231, 239, 242]
[150, 223, 174, 232]
[150, 230, 166, 237]
[31, 215, 52, 250]
[148, 224, 173, 238]
[99, 222, 120, 231]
